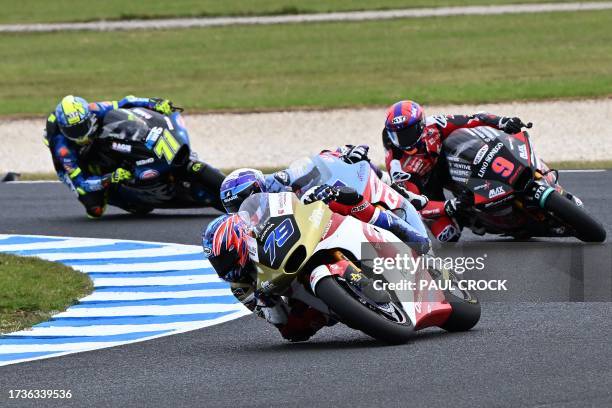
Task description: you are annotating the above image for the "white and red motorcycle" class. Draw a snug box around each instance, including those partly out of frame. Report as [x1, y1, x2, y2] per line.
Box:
[239, 192, 480, 344]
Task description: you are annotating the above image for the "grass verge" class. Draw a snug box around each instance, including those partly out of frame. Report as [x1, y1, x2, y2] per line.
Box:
[0, 0, 606, 24]
[0, 254, 93, 334]
[1, 10, 611, 116]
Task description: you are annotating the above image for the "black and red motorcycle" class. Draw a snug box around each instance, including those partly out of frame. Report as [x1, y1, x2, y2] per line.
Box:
[437, 124, 606, 242]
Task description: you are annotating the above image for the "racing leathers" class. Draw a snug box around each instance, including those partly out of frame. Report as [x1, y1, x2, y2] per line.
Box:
[383, 112, 521, 241]
[263, 148, 430, 251]
[44, 96, 173, 218]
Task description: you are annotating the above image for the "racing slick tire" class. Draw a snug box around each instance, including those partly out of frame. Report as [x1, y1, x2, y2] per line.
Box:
[315, 276, 415, 344]
[544, 191, 606, 243]
[440, 289, 481, 332]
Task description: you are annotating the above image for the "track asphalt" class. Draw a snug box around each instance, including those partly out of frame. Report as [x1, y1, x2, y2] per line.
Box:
[0, 171, 611, 407]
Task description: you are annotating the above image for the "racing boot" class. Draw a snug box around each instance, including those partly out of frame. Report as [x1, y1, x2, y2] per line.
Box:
[372, 210, 431, 254]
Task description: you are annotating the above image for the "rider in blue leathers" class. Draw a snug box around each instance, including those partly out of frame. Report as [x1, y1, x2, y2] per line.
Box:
[219, 145, 431, 251]
[45, 95, 178, 218]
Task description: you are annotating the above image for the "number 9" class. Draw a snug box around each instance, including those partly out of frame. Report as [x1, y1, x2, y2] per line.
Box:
[491, 157, 514, 178]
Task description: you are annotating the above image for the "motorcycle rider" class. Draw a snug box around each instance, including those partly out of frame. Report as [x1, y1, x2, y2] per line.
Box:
[203, 210, 392, 342]
[202, 213, 333, 342]
[44, 95, 217, 218]
[382, 100, 527, 241]
[219, 148, 430, 252]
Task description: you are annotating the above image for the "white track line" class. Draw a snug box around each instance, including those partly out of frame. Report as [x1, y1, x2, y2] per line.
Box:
[1, 2, 611, 33]
[92, 274, 223, 287]
[558, 169, 606, 173]
[0, 239, 114, 252]
[75, 260, 210, 273]
[54, 303, 245, 318]
[81, 289, 231, 301]
[6, 320, 238, 337]
[36, 246, 203, 261]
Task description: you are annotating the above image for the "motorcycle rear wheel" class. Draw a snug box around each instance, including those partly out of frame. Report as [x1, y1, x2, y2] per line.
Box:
[315, 276, 415, 344]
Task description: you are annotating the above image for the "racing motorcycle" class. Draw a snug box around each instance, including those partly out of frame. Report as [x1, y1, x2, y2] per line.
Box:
[80, 107, 225, 214]
[440, 125, 606, 242]
[239, 192, 480, 344]
[284, 154, 429, 242]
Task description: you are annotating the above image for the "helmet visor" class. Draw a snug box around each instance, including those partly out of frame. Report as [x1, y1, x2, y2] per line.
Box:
[209, 250, 239, 279]
[387, 120, 425, 150]
[221, 182, 262, 213]
[61, 115, 97, 143]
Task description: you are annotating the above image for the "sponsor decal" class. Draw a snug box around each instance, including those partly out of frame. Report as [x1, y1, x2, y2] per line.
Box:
[488, 186, 506, 199]
[145, 126, 163, 147]
[308, 207, 325, 227]
[111, 142, 132, 153]
[518, 144, 528, 160]
[484, 194, 514, 208]
[446, 155, 463, 163]
[273, 170, 290, 185]
[392, 115, 406, 125]
[140, 169, 159, 180]
[246, 235, 259, 262]
[132, 108, 152, 119]
[478, 142, 504, 177]
[452, 176, 468, 184]
[321, 219, 333, 240]
[533, 185, 548, 200]
[431, 115, 448, 127]
[471, 128, 494, 143]
[202, 247, 212, 256]
[450, 162, 471, 171]
[164, 116, 175, 130]
[473, 181, 492, 191]
[473, 144, 489, 165]
[136, 157, 155, 166]
[261, 280, 275, 291]
[351, 201, 369, 214]
[450, 168, 471, 178]
[269, 192, 293, 217]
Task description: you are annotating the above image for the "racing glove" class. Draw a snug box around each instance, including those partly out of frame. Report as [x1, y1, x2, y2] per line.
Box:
[391, 183, 429, 211]
[108, 168, 133, 184]
[444, 195, 472, 218]
[150, 98, 174, 115]
[341, 144, 370, 164]
[303, 184, 339, 204]
[499, 116, 525, 134]
[389, 159, 412, 183]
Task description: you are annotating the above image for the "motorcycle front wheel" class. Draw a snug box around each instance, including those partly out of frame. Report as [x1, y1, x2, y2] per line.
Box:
[315, 276, 415, 344]
[543, 191, 606, 242]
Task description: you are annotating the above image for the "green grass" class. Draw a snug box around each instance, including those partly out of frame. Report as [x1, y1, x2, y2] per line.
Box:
[1, 10, 611, 116]
[0, 254, 93, 334]
[0, 0, 605, 24]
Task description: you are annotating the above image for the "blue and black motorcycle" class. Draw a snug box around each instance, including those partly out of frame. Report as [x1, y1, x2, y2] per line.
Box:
[80, 107, 225, 214]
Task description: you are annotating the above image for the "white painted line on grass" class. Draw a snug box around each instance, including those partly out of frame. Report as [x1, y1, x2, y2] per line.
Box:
[1, 2, 611, 33]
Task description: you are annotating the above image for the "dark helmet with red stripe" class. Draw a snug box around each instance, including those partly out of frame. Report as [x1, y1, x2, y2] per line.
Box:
[384, 100, 425, 150]
[202, 214, 249, 281]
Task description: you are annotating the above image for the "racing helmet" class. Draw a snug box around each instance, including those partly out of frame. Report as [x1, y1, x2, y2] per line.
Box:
[55, 95, 98, 144]
[202, 214, 249, 281]
[384, 100, 425, 150]
[220, 168, 266, 213]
